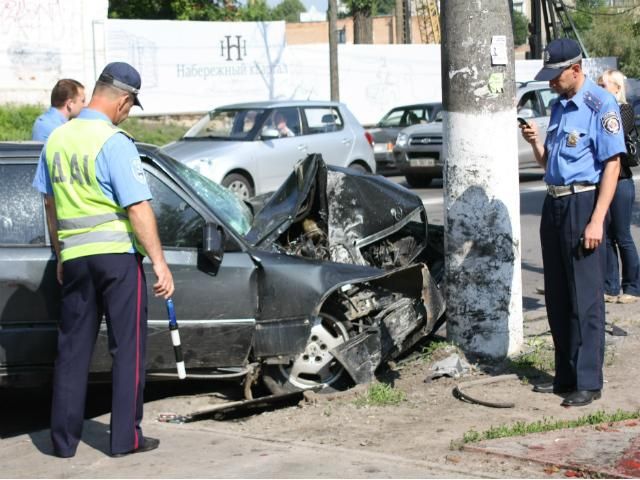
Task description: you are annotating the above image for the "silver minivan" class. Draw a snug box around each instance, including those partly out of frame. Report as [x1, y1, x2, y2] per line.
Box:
[160, 100, 376, 199]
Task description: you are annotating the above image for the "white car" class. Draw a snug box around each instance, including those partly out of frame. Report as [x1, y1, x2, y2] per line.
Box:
[160, 100, 376, 199]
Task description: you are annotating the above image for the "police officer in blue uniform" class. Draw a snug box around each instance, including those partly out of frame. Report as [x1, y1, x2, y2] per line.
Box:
[33, 63, 175, 456]
[32, 79, 86, 142]
[520, 38, 625, 407]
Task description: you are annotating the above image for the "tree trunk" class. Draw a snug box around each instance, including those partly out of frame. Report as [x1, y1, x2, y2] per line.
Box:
[328, 0, 339, 100]
[353, 10, 373, 44]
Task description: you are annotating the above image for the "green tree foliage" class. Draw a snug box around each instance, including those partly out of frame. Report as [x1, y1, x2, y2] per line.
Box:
[582, 14, 640, 78]
[240, 0, 273, 21]
[512, 9, 528, 46]
[376, 0, 395, 16]
[571, 0, 605, 32]
[109, 0, 175, 19]
[109, 0, 239, 20]
[271, 0, 306, 22]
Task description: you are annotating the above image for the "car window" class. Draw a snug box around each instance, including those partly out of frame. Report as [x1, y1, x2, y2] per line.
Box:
[151, 154, 252, 237]
[405, 109, 425, 125]
[265, 107, 302, 137]
[303, 107, 344, 134]
[185, 108, 266, 140]
[517, 90, 544, 118]
[379, 109, 405, 127]
[538, 89, 559, 116]
[145, 171, 205, 248]
[0, 164, 46, 246]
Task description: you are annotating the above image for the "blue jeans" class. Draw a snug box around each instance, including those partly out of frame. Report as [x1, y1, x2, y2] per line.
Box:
[605, 178, 640, 296]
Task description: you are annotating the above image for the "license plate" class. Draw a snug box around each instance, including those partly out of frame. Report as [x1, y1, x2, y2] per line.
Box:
[373, 144, 387, 153]
[410, 158, 436, 167]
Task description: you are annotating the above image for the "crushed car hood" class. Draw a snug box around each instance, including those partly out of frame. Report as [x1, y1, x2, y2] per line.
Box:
[245, 154, 427, 266]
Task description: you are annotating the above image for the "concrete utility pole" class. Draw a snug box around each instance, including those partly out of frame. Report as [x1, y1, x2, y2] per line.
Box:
[395, 0, 405, 43]
[441, 0, 523, 359]
[328, 0, 339, 101]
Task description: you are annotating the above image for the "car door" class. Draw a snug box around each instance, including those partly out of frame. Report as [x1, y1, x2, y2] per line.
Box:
[253, 107, 307, 194]
[90, 161, 259, 373]
[301, 106, 353, 167]
[0, 158, 60, 381]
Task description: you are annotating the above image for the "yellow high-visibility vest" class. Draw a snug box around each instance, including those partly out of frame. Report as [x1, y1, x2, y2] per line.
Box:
[45, 119, 144, 262]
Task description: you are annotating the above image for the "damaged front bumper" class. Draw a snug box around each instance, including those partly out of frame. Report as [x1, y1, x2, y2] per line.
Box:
[322, 263, 445, 385]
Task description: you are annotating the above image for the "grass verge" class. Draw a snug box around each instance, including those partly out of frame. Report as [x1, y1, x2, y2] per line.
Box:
[354, 382, 406, 407]
[0, 104, 188, 145]
[451, 409, 640, 449]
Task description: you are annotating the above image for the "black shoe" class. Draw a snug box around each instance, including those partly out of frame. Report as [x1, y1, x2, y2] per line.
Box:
[532, 383, 573, 394]
[111, 437, 159, 458]
[561, 390, 601, 407]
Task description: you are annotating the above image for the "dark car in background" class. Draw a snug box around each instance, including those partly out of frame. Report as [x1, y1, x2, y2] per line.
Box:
[0, 143, 445, 395]
[393, 82, 557, 187]
[367, 103, 443, 175]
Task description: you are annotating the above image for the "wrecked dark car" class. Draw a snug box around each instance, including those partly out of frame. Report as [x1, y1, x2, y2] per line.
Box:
[0, 142, 445, 395]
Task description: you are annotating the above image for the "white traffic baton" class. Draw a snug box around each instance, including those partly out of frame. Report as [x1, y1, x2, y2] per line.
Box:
[166, 298, 186, 379]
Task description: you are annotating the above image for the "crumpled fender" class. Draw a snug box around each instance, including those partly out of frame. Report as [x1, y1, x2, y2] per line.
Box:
[319, 263, 445, 384]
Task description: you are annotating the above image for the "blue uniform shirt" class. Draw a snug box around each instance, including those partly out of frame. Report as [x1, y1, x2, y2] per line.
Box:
[32, 107, 67, 142]
[544, 77, 626, 186]
[32, 108, 152, 208]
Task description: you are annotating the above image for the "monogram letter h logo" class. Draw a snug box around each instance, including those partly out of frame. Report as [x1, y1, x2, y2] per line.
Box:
[220, 35, 247, 61]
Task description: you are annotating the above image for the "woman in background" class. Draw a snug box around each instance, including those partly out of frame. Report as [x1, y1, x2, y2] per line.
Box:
[598, 69, 640, 303]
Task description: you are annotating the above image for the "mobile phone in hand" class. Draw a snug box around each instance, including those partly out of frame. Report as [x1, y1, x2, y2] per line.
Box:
[517, 117, 529, 127]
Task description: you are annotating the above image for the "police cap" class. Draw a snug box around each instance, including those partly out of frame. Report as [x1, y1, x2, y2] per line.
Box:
[534, 38, 583, 82]
[97, 62, 143, 109]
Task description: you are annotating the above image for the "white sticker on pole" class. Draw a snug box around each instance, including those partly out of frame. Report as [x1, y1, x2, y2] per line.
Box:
[491, 35, 508, 65]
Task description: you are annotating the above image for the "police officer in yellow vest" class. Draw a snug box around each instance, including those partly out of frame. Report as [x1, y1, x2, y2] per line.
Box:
[32, 62, 174, 458]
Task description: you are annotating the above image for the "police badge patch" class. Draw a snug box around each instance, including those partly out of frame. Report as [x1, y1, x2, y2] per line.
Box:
[131, 157, 147, 184]
[602, 111, 621, 135]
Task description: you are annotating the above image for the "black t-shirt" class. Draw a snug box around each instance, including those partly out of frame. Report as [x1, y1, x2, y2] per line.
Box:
[619, 102, 634, 179]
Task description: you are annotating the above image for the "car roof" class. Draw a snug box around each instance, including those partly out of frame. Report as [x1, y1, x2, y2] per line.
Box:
[0, 141, 43, 159]
[386, 102, 442, 111]
[517, 80, 549, 91]
[212, 100, 343, 111]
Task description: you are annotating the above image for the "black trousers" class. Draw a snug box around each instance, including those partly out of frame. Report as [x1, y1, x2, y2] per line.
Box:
[50, 253, 148, 457]
[540, 190, 606, 392]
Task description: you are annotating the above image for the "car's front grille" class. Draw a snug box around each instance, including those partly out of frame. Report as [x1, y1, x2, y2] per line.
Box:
[409, 136, 442, 146]
[407, 151, 440, 160]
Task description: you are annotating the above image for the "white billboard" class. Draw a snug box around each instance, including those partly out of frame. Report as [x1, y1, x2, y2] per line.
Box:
[105, 19, 289, 113]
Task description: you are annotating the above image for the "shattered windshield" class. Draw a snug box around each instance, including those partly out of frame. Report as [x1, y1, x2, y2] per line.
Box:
[184, 108, 267, 141]
[169, 160, 253, 236]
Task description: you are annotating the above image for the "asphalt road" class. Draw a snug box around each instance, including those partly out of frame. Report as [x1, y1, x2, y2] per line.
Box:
[386, 167, 640, 313]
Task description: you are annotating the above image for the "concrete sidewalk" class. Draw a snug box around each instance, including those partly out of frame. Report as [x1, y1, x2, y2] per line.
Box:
[466, 419, 640, 478]
[0, 417, 487, 478]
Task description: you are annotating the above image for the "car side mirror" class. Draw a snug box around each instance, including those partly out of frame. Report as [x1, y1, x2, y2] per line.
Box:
[202, 222, 225, 270]
[260, 127, 279, 140]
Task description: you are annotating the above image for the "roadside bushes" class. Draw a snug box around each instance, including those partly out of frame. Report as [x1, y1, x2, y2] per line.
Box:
[0, 104, 188, 145]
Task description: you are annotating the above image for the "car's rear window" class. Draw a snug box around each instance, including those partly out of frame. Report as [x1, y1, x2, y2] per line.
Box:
[0, 163, 46, 245]
[303, 107, 344, 134]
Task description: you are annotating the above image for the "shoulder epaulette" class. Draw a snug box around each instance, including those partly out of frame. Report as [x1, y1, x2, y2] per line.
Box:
[584, 90, 603, 112]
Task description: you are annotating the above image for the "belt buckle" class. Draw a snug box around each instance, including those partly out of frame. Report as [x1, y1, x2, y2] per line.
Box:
[547, 185, 565, 198]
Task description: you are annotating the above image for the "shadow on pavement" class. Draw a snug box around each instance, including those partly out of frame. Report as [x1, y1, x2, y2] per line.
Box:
[0, 378, 245, 439]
